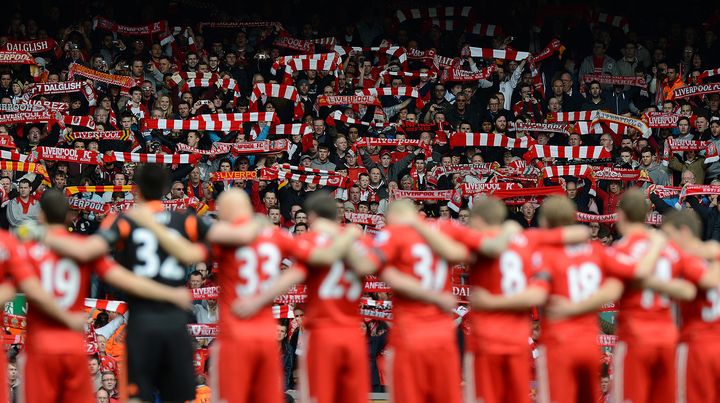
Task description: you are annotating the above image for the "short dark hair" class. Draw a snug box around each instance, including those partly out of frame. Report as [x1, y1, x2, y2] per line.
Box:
[135, 164, 169, 201]
[40, 189, 69, 224]
[304, 191, 337, 220]
[189, 270, 203, 279]
[618, 188, 648, 223]
[662, 209, 701, 238]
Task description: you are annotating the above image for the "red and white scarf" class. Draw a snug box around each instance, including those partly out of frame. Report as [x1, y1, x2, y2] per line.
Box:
[68, 63, 135, 89]
[271, 52, 341, 74]
[429, 19, 501, 37]
[262, 165, 349, 188]
[168, 72, 241, 100]
[228, 139, 290, 155]
[249, 83, 303, 119]
[144, 113, 278, 131]
[431, 163, 500, 178]
[449, 132, 534, 149]
[358, 86, 419, 99]
[355, 137, 428, 149]
[210, 171, 257, 181]
[272, 36, 316, 53]
[673, 83, 720, 99]
[191, 286, 219, 300]
[0, 149, 29, 162]
[325, 110, 392, 128]
[582, 73, 647, 88]
[461, 46, 530, 61]
[198, 21, 282, 29]
[23, 81, 96, 105]
[589, 11, 630, 34]
[92, 16, 167, 35]
[642, 112, 680, 129]
[379, 70, 437, 80]
[679, 184, 720, 201]
[547, 111, 597, 122]
[459, 182, 520, 195]
[104, 152, 201, 165]
[525, 145, 612, 160]
[192, 112, 279, 123]
[13, 99, 68, 113]
[663, 138, 720, 164]
[592, 110, 652, 138]
[84, 298, 128, 314]
[35, 146, 103, 165]
[344, 212, 384, 227]
[651, 185, 682, 199]
[0, 51, 35, 65]
[65, 130, 132, 142]
[441, 65, 495, 82]
[511, 121, 571, 135]
[0, 135, 18, 149]
[268, 123, 312, 136]
[592, 166, 652, 182]
[61, 115, 96, 130]
[282, 59, 341, 84]
[187, 324, 219, 337]
[395, 6, 474, 23]
[576, 211, 663, 226]
[67, 197, 110, 215]
[393, 189, 454, 200]
[697, 67, 720, 82]
[316, 95, 381, 107]
[1, 38, 58, 54]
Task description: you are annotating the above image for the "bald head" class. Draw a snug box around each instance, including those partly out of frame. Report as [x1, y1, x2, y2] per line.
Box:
[386, 199, 417, 225]
[216, 189, 252, 222]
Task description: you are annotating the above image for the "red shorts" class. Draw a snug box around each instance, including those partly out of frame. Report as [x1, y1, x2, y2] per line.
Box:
[612, 341, 675, 403]
[298, 327, 369, 403]
[536, 342, 601, 403]
[19, 350, 94, 403]
[464, 349, 531, 403]
[677, 340, 720, 403]
[387, 333, 462, 403]
[210, 336, 283, 403]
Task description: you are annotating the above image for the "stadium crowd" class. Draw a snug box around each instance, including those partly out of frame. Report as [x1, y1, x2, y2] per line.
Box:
[1, 1, 720, 402]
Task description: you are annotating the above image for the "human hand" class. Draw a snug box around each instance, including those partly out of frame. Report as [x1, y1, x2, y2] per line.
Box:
[169, 287, 192, 311]
[126, 205, 158, 228]
[545, 295, 577, 320]
[232, 296, 264, 318]
[433, 292, 457, 313]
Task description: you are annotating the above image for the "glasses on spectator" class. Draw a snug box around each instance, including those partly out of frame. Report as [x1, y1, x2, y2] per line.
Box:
[172, 187, 184, 192]
[102, 377, 115, 382]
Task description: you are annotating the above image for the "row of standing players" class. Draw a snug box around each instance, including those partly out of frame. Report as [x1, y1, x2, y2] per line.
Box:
[2, 162, 719, 403]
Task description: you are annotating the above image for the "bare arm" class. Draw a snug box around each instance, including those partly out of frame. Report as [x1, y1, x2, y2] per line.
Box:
[470, 285, 548, 311]
[545, 278, 624, 319]
[42, 234, 109, 263]
[561, 225, 592, 243]
[306, 228, 362, 266]
[412, 221, 470, 263]
[633, 231, 667, 279]
[641, 277, 697, 301]
[103, 265, 192, 310]
[233, 266, 307, 318]
[205, 218, 264, 245]
[478, 221, 522, 257]
[345, 243, 379, 276]
[129, 214, 207, 265]
[698, 260, 720, 289]
[380, 267, 456, 312]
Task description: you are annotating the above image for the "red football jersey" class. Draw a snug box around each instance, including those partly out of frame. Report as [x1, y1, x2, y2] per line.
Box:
[612, 232, 706, 344]
[213, 225, 313, 339]
[445, 226, 564, 353]
[679, 256, 720, 342]
[19, 230, 114, 354]
[374, 224, 455, 335]
[293, 232, 373, 330]
[532, 242, 635, 344]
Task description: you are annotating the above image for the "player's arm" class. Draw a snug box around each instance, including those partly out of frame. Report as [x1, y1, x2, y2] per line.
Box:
[632, 230, 667, 279]
[17, 277, 86, 331]
[477, 221, 523, 257]
[205, 217, 265, 246]
[698, 260, 720, 289]
[0, 283, 14, 305]
[469, 285, 549, 311]
[127, 208, 207, 265]
[379, 267, 456, 312]
[232, 266, 307, 318]
[545, 278, 624, 319]
[639, 276, 697, 301]
[305, 226, 363, 266]
[560, 225, 593, 243]
[345, 244, 380, 276]
[102, 265, 192, 310]
[411, 220, 470, 263]
[41, 234, 109, 262]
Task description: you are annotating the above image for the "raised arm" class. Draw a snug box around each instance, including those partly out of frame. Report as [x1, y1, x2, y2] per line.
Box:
[126, 207, 207, 265]
[42, 234, 109, 263]
[233, 266, 307, 318]
[103, 265, 192, 309]
[640, 276, 697, 301]
[380, 267, 456, 313]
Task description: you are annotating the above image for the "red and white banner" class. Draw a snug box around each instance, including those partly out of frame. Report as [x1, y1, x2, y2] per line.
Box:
[67, 197, 111, 215]
[5, 100, 68, 114]
[592, 166, 651, 182]
[590, 12, 630, 34]
[268, 123, 313, 136]
[65, 130, 132, 142]
[679, 184, 720, 201]
[459, 182, 521, 195]
[249, 83, 301, 116]
[316, 95, 381, 107]
[665, 138, 719, 164]
[345, 212, 384, 227]
[187, 324, 219, 337]
[449, 132, 534, 149]
[355, 137, 427, 149]
[576, 211, 663, 226]
[273, 36, 315, 53]
[23, 81, 95, 104]
[93, 16, 167, 35]
[0, 51, 35, 65]
[547, 111, 598, 123]
[592, 110, 652, 138]
[441, 65, 495, 82]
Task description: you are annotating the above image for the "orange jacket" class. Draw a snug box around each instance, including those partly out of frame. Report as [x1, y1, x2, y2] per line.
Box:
[662, 76, 685, 101]
[186, 385, 211, 403]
